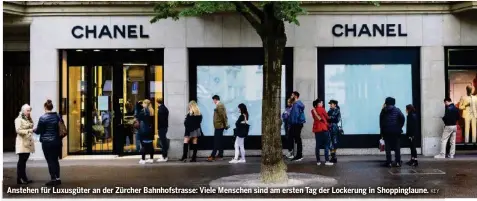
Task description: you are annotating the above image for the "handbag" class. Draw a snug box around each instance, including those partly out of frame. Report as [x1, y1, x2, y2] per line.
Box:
[57, 114, 67, 138]
[338, 119, 344, 135]
[379, 139, 385, 152]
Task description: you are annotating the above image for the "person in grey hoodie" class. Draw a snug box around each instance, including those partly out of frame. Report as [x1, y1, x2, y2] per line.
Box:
[288, 91, 306, 161]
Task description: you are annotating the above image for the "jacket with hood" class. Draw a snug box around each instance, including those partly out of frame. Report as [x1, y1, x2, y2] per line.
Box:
[289, 100, 306, 125]
[379, 97, 405, 135]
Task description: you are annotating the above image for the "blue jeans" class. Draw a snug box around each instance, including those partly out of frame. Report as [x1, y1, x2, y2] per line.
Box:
[135, 133, 142, 152]
[210, 128, 225, 158]
[315, 131, 330, 162]
[159, 128, 169, 158]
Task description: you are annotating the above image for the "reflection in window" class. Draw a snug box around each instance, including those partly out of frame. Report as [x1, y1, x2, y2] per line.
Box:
[324, 64, 413, 135]
[197, 65, 286, 136]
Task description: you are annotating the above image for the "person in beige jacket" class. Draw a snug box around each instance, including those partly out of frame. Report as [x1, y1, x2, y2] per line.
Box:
[15, 104, 35, 184]
[459, 85, 477, 143]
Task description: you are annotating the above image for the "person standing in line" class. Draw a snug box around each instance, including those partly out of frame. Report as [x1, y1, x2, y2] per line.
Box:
[156, 98, 170, 162]
[289, 91, 306, 161]
[405, 104, 419, 167]
[282, 98, 295, 159]
[312, 99, 333, 166]
[137, 99, 155, 164]
[435, 98, 460, 159]
[230, 103, 250, 164]
[34, 100, 62, 186]
[181, 101, 202, 162]
[379, 97, 405, 167]
[207, 95, 229, 162]
[327, 100, 341, 163]
[15, 104, 35, 184]
[134, 101, 143, 152]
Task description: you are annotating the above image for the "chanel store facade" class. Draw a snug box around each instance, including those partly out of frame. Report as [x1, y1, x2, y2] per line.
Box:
[5, 2, 477, 159]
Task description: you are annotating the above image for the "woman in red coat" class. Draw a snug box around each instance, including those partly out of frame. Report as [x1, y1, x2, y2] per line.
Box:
[311, 99, 333, 166]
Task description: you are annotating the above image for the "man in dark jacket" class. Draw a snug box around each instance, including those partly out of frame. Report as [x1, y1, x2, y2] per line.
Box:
[156, 98, 169, 162]
[435, 98, 460, 159]
[380, 97, 405, 167]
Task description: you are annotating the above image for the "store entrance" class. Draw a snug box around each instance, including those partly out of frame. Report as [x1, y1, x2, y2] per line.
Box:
[61, 49, 164, 155]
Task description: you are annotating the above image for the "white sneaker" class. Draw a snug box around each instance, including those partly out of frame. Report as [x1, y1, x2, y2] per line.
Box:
[434, 154, 446, 159]
[146, 159, 155, 163]
[139, 160, 146, 164]
[316, 162, 321, 166]
[448, 155, 454, 159]
[229, 159, 239, 164]
[237, 159, 246, 163]
[157, 157, 168, 162]
[286, 152, 294, 159]
[157, 155, 164, 160]
[325, 161, 334, 166]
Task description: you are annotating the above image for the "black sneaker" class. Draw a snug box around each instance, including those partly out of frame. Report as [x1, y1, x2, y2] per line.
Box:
[330, 158, 337, 163]
[291, 156, 303, 162]
[405, 160, 413, 166]
[45, 180, 59, 186]
[410, 160, 418, 167]
[394, 161, 402, 167]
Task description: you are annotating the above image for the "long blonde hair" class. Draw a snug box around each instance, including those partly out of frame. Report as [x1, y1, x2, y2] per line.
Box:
[188, 100, 201, 116]
[143, 99, 154, 116]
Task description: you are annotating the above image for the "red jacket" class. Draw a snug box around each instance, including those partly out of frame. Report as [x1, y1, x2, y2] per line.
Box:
[312, 106, 329, 133]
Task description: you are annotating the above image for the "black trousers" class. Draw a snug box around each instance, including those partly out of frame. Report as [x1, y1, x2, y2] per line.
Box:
[17, 153, 30, 180]
[383, 134, 401, 163]
[285, 123, 294, 152]
[159, 128, 169, 158]
[210, 128, 224, 158]
[290, 124, 304, 158]
[408, 136, 418, 159]
[42, 142, 61, 180]
[141, 141, 154, 160]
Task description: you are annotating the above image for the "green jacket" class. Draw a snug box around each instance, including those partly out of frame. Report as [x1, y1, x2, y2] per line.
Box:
[213, 102, 228, 129]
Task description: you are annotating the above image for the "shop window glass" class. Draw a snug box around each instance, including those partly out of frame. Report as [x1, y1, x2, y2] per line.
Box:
[196, 65, 286, 136]
[448, 70, 477, 144]
[324, 64, 413, 135]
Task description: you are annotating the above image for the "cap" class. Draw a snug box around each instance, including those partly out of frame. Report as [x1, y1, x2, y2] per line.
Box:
[328, 100, 338, 105]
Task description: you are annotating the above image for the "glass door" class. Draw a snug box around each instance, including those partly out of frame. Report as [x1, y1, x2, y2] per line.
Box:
[91, 66, 114, 153]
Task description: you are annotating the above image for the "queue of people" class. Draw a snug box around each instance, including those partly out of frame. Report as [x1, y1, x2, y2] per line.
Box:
[15, 92, 457, 187]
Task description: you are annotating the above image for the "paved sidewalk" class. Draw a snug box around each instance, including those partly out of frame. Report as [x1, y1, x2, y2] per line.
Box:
[3, 156, 477, 198]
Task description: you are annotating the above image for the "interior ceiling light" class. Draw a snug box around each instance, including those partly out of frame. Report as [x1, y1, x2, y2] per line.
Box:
[130, 49, 136, 52]
[94, 49, 100, 52]
[76, 49, 83, 52]
[147, 49, 154, 52]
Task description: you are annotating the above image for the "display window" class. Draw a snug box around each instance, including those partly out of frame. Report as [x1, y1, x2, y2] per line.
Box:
[318, 47, 421, 148]
[189, 48, 294, 150]
[445, 46, 477, 146]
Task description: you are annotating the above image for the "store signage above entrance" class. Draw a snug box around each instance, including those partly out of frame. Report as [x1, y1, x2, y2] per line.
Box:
[332, 24, 407, 37]
[71, 25, 150, 39]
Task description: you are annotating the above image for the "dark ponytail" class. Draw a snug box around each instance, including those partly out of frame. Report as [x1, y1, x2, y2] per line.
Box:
[44, 99, 54, 111]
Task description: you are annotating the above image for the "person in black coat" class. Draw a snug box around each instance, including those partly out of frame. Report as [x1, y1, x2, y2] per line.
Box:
[136, 99, 155, 164]
[34, 99, 62, 186]
[379, 97, 405, 167]
[181, 101, 203, 162]
[156, 98, 170, 162]
[405, 104, 419, 167]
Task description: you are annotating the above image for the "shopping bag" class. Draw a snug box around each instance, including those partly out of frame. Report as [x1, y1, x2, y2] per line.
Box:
[379, 139, 385, 152]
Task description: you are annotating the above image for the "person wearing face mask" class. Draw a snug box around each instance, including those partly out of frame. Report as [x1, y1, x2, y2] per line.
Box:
[34, 100, 63, 186]
[230, 103, 250, 164]
[327, 100, 341, 163]
[15, 104, 35, 184]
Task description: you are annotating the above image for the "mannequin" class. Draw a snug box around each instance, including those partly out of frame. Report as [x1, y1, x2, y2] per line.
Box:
[459, 85, 477, 143]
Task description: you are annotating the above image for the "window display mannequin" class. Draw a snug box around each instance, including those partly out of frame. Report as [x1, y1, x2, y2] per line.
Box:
[458, 85, 477, 143]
